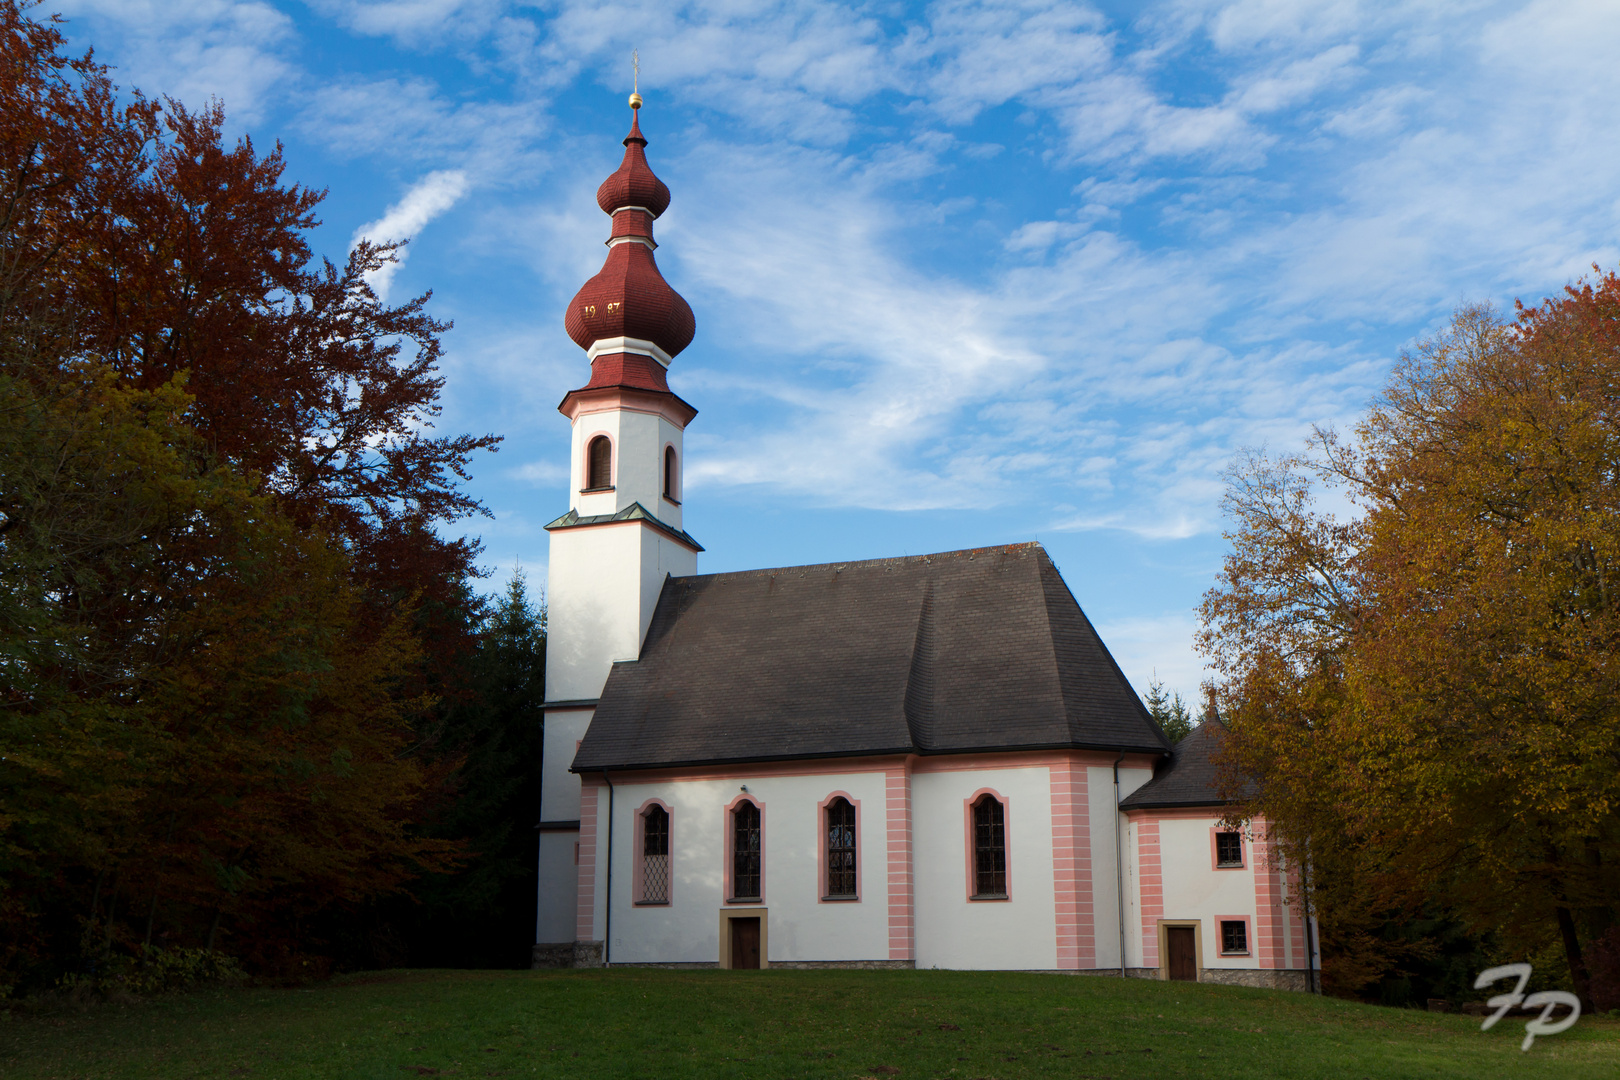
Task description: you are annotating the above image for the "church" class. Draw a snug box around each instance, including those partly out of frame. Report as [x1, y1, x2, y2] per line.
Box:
[532, 95, 1318, 990]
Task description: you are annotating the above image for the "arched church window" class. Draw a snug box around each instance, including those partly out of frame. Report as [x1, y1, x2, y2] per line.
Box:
[641, 805, 669, 904]
[731, 800, 762, 902]
[825, 797, 856, 898]
[587, 435, 612, 490]
[971, 794, 1007, 898]
[663, 446, 677, 501]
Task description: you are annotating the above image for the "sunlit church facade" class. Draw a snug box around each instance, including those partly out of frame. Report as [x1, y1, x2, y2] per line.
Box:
[531, 97, 1318, 987]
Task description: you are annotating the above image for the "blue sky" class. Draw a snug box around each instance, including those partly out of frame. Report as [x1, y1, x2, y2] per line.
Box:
[60, 0, 1620, 702]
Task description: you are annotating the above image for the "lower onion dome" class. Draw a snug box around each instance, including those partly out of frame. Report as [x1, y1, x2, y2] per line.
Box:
[565, 242, 696, 359]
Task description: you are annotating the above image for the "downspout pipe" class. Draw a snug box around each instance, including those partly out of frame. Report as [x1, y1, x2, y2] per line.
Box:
[1113, 753, 1126, 978]
[602, 770, 614, 967]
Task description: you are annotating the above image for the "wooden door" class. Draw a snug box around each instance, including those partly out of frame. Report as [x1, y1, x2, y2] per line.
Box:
[730, 917, 761, 969]
[1167, 926, 1197, 981]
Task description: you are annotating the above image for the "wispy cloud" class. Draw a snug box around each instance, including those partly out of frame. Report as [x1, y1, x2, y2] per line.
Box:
[351, 170, 470, 300]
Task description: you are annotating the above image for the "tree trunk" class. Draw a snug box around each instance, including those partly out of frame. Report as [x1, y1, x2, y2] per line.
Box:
[206, 908, 223, 952]
[1556, 904, 1595, 1012]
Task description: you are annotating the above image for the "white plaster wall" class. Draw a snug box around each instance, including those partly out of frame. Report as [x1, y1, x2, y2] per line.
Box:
[602, 771, 891, 965]
[912, 766, 1056, 970]
[569, 406, 685, 527]
[1158, 816, 1260, 970]
[536, 831, 580, 943]
[1088, 764, 1152, 970]
[545, 524, 694, 702]
[540, 709, 593, 821]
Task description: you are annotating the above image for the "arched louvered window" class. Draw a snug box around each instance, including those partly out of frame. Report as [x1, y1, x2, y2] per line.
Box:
[663, 446, 677, 501]
[586, 435, 612, 490]
[825, 797, 856, 897]
[731, 801, 762, 901]
[641, 805, 669, 903]
[972, 794, 1007, 898]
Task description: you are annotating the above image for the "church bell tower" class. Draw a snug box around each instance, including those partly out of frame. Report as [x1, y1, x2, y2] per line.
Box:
[534, 94, 701, 961]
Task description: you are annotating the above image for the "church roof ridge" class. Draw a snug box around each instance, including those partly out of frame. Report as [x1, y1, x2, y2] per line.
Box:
[667, 541, 1047, 586]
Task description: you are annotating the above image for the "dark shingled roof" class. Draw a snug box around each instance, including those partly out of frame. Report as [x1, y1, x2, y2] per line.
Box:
[572, 542, 1172, 772]
[1119, 722, 1243, 809]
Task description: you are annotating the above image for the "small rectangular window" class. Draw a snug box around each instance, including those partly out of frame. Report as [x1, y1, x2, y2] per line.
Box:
[1216, 831, 1243, 867]
[1221, 920, 1248, 954]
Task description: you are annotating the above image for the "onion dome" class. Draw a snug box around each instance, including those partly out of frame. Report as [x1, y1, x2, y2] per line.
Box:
[563, 104, 694, 382]
[596, 111, 670, 217]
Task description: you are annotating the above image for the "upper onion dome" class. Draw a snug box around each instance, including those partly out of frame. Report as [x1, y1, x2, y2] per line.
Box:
[565, 103, 694, 363]
[595, 111, 670, 217]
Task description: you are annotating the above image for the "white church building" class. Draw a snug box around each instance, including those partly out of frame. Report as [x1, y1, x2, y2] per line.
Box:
[533, 98, 1318, 990]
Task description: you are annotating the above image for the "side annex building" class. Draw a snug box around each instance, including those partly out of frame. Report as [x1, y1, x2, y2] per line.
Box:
[532, 97, 1318, 988]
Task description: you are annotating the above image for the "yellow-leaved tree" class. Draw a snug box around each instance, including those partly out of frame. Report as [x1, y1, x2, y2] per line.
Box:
[1201, 287, 1620, 1009]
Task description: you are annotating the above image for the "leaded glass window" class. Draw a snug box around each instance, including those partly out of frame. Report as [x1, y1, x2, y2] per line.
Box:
[826, 798, 856, 897]
[641, 805, 669, 903]
[731, 801, 761, 901]
[972, 795, 1006, 897]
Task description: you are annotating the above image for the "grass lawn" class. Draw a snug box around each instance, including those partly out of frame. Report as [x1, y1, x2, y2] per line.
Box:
[2, 968, 1616, 1080]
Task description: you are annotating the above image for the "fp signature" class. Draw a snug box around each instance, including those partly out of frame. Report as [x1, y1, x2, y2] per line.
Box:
[1474, 964, 1581, 1051]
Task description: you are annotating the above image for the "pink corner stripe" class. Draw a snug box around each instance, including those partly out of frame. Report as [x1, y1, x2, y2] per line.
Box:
[885, 766, 914, 961]
[575, 781, 599, 942]
[1137, 818, 1161, 968]
[1049, 758, 1092, 968]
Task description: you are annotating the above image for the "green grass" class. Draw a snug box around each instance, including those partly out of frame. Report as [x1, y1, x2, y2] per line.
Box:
[1, 968, 1616, 1080]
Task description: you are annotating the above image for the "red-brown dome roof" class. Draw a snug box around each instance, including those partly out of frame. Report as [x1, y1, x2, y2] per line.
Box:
[596, 112, 671, 217]
[565, 241, 696, 358]
[565, 107, 695, 363]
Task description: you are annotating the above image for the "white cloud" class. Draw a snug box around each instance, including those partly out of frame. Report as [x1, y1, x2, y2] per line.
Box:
[59, 0, 297, 121]
[351, 170, 470, 299]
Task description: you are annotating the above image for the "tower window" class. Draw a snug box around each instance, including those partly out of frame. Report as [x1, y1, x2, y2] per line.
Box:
[971, 794, 1007, 898]
[586, 435, 612, 490]
[663, 446, 677, 501]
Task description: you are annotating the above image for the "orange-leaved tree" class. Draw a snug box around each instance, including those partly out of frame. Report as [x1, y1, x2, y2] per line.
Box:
[1201, 295, 1620, 1009]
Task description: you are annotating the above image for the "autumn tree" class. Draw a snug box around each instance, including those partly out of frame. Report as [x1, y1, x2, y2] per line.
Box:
[1200, 294, 1620, 1009]
[0, 1, 501, 988]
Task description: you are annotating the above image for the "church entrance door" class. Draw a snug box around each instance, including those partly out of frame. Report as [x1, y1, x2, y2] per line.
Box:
[730, 917, 761, 969]
[1166, 926, 1197, 981]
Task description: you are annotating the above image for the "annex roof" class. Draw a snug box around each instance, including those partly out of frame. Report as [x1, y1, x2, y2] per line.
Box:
[1119, 721, 1244, 810]
[572, 542, 1172, 772]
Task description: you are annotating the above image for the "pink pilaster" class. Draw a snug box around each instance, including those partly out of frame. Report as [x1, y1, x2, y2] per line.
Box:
[885, 764, 915, 961]
[575, 780, 600, 942]
[1049, 758, 1093, 968]
[1137, 818, 1162, 969]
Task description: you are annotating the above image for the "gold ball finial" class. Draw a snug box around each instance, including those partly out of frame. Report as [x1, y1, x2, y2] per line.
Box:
[629, 92, 643, 109]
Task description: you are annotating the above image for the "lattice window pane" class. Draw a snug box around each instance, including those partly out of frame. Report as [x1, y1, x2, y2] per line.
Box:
[1216, 831, 1243, 867]
[1222, 920, 1247, 953]
[642, 853, 669, 903]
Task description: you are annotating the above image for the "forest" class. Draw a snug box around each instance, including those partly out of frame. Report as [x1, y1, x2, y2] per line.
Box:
[0, 2, 543, 995]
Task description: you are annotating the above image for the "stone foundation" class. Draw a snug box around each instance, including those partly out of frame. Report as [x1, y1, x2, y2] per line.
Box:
[1198, 968, 1312, 992]
[572, 941, 605, 968]
[768, 960, 916, 970]
[530, 942, 575, 970]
